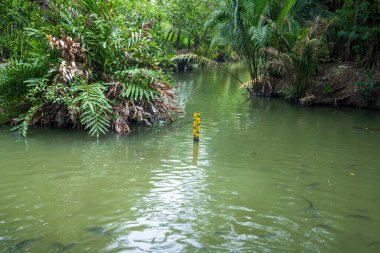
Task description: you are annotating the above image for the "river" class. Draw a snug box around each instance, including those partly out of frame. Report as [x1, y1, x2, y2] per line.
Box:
[1, 64, 380, 252]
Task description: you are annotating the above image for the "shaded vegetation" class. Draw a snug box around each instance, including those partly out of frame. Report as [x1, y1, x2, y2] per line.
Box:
[1, 0, 379, 136]
[0, 0, 179, 137]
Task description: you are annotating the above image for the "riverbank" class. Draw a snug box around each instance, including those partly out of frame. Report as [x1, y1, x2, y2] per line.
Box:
[296, 62, 380, 110]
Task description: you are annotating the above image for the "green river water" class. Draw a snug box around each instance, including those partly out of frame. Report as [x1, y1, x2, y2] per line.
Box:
[1, 64, 380, 252]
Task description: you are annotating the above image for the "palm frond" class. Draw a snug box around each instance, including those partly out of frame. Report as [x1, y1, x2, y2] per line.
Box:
[276, 0, 296, 28]
[172, 53, 217, 66]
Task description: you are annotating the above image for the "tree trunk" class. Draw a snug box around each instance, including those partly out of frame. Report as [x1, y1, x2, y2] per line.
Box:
[364, 0, 380, 68]
[169, 31, 176, 44]
[41, 0, 49, 11]
[38, 0, 51, 22]
[176, 30, 181, 50]
[194, 28, 209, 51]
[164, 30, 173, 44]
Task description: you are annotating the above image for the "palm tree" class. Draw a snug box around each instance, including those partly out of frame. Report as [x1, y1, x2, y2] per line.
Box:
[207, 0, 269, 82]
[262, 16, 331, 99]
[206, 0, 298, 95]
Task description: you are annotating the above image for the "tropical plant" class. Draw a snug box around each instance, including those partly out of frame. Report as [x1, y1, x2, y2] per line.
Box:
[0, 0, 179, 137]
[207, 0, 269, 82]
[0, 57, 50, 100]
[73, 82, 112, 137]
[332, 0, 380, 69]
[354, 72, 380, 106]
[206, 0, 303, 95]
[263, 16, 331, 98]
[158, 0, 213, 50]
[0, 0, 44, 60]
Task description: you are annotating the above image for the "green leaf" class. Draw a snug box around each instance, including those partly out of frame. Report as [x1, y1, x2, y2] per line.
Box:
[276, 0, 296, 29]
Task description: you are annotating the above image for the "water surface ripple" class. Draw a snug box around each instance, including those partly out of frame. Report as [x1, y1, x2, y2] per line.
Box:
[1, 64, 380, 252]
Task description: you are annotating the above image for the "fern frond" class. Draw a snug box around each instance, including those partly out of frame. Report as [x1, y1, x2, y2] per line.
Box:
[126, 30, 143, 50]
[73, 82, 112, 137]
[121, 83, 157, 102]
[119, 68, 169, 84]
[12, 104, 41, 137]
[0, 58, 49, 99]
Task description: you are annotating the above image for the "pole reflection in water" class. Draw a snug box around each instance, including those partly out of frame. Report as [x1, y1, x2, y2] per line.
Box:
[192, 142, 199, 166]
[1, 63, 380, 253]
[108, 139, 211, 252]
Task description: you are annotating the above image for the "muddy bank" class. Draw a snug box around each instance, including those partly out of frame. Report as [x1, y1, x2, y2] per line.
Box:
[298, 62, 380, 110]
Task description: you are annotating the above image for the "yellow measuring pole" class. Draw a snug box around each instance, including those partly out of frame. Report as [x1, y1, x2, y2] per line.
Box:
[193, 112, 200, 141]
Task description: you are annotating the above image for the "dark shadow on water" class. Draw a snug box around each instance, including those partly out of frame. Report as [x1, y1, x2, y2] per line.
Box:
[51, 242, 78, 252]
[85, 226, 112, 236]
[7, 237, 40, 252]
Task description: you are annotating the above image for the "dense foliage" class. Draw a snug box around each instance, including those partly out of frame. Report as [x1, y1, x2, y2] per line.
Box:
[0, 0, 179, 137]
[332, 0, 380, 69]
[206, 0, 328, 98]
[1, 0, 379, 136]
[205, 0, 378, 99]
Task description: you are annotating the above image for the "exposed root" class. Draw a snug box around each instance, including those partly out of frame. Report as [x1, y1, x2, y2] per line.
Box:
[298, 62, 380, 109]
[299, 94, 316, 106]
[240, 77, 274, 97]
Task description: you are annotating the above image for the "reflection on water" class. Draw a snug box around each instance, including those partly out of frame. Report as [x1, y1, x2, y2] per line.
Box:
[1, 64, 380, 252]
[107, 139, 211, 252]
[192, 142, 199, 166]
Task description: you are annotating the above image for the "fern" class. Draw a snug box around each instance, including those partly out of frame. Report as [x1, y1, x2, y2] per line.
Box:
[120, 68, 170, 84]
[127, 31, 143, 50]
[115, 68, 163, 102]
[73, 82, 113, 137]
[0, 25, 27, 60]
[122, 83, 157, 102]
[1, 0, 180, 137]
[12, 104, 41, 137]
[0, 57, 50, 100]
